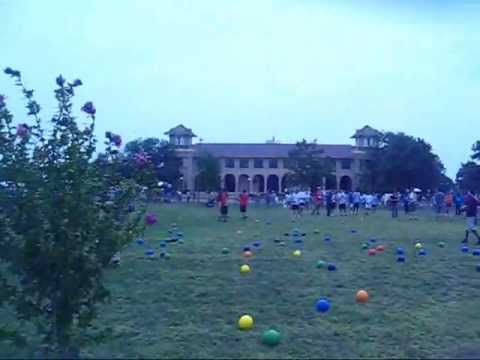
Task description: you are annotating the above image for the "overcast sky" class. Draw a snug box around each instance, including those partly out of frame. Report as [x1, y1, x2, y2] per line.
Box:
[1, 0, 480, 178]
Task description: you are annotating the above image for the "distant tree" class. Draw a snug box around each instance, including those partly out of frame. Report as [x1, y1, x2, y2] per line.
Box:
[456, 138, 480, 194]
[195, 152, 220, 191]
[286, 140, 334, 190]
[360, 132, 447, 192]
[124, 138, 182, 188]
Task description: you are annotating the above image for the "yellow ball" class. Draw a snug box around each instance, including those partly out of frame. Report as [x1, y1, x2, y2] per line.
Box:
[293, 250, 302, 257]
[240, 264, 251, 274]
[415, 242, 423, 249]
[238, 315, 254, 330]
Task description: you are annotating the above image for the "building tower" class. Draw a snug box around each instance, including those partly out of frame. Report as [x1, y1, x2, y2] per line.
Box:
[164, 124, 196, 147]
[351, 125, 382, 148]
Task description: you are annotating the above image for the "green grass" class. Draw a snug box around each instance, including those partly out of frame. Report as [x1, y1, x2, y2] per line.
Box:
[3, 205, 480, 359]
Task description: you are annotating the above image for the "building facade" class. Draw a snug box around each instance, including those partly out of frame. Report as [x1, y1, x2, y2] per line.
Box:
[165, 125, 381, 193]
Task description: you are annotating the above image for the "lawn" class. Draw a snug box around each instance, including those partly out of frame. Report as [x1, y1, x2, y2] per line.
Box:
[3, 204, 480, 359]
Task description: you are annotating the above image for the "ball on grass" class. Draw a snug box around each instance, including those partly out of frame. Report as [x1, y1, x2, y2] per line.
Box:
[356, 290, 369, 303]
[238, 315, 254, 330]
[244, 251, 254, 258]
[262, 329, 281, 346]
[240, 264, 251, 274]
[418, 249, 427, 256]
[136, 238, 145, 245]
[315, 298, 330, 313]
[376, 245, 385, 252]
[415, 243, 423, 249]
[476, 264, 480, 272]
[473, 249, 480, 256]
[316, 260, 327, 269]
[293, 250, 302, 257]
[327, 263, 337, 271]
[397, 255, 406, 263]
[438, 241, 446, 248]
[462, 246, 469, 253]
[222, 248, 230, 255]
[396, 247, 405, 255]
[362, 243, 369, 250]
[368, 248, 377, 256]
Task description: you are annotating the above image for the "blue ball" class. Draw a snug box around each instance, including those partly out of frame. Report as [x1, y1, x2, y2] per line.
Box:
[294, 239, 303, 244]
[419, 249, 427, 256]
[136, 238, 145, 245]
[473, 249, 480, 256]
[351, 230, 357, 234]
[160, 252, 166, 258]
[327, 264, 337, 272]
[324, 236, 331, 242]
[476, 264, 480, 272]
[369, 237, 377, 243]
[397, 256, 406, 263]
[145, 249, 155, 256]
[253, 241, 261, 247]
[243, 246, 251, 252]
[159, 241, 167, 248]
[462, 246, 469, 253]
[315, 298, 330, 313]
[396, 248, 405, 256]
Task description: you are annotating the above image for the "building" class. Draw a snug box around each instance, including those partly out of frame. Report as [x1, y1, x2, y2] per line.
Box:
[165, 124, 381, 193]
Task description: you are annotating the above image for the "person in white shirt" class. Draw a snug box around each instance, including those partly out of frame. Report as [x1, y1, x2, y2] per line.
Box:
[337, 191, 348, 216]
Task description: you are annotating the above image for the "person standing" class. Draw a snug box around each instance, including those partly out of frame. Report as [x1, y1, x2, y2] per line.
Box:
[402, 189, 410, 215]
[239, 190, 249, 220]
[337, 190, 348, 216]
[444, 191, 453, 215]
[462, 190, 480, 244]
[326, 190, 334, 217]
[311, 186, 323, 215]
[454, 192, 464, 216]
[433, 189, 445, 217]
[390, 191, 400, 218]
[352, 189, 361, 215]
[217, 189, 229, 222]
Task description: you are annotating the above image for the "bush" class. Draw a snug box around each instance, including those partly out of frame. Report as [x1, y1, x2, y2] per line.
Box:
[0, 68, 150, 357]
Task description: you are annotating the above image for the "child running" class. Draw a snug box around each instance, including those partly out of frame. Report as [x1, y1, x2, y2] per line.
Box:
[462, 190, 480, 244]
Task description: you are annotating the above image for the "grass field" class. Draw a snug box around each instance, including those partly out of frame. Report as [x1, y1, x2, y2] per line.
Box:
[3, 204, 480, 359]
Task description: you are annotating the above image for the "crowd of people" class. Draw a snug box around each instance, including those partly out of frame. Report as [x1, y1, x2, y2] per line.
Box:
[210, 187, 480, 245]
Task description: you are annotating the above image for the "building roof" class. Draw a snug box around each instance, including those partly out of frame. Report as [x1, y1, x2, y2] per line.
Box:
[164, 124, 197, 137]
[351, 125, 382, 139]
[194, 143, 367, 159]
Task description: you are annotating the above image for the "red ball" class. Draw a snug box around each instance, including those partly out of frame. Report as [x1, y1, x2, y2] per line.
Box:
[368, 248, 377, 256]
[376, 245, 385, 252]
[243, 251, 254, 258]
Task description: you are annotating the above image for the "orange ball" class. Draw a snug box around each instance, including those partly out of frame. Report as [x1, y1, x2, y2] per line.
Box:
[356, 290, 369, 303]
[243, 251, 254, 258]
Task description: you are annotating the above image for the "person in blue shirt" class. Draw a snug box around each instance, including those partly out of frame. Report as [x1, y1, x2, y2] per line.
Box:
[454, 192, 464, 216]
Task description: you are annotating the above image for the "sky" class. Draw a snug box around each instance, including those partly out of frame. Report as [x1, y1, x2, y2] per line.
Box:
[1, 0, 480, 178]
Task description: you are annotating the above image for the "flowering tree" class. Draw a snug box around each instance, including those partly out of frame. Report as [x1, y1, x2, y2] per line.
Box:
[0, 68, 151, 357]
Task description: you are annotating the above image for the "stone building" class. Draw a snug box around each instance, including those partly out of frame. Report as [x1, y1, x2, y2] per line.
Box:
[165, 124, 381, 193]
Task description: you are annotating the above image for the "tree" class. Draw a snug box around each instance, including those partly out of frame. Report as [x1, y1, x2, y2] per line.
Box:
[286, 140, 334, 190]
[456, 138, 480, 193]
[195, 152, 220, 191]
[360, 132, 447, 192]
[0, 69, 149, 357]
[124, 138, 182, 188]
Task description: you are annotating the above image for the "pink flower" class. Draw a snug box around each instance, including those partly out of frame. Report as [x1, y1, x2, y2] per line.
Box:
[145, 213, 157, 225]
[112, 134, 122, 147]
[16, 123, 30, 137]
[135, 151, 150, 168]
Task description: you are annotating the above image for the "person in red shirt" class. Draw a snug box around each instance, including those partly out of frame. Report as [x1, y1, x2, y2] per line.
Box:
[311, 186, 323, 215]
[217, 189, 229, 222]
[239, 190, 249, 220]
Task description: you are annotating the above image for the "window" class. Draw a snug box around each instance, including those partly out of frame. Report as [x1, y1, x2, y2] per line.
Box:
[239, 159, 249, 168]
[341, 159, 352, 170]
[254, 159, 264, 168]
[268, 159, 278, 168]
[225, 158, 235, 168]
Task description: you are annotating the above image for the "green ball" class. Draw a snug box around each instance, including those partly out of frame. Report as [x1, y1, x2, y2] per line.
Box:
[316, 260, 327, 269]
[438, 241, 445, 248]
[222, 248, 230, 254]
[262, 329, 281, 346]
[362, 243, 369, 250]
